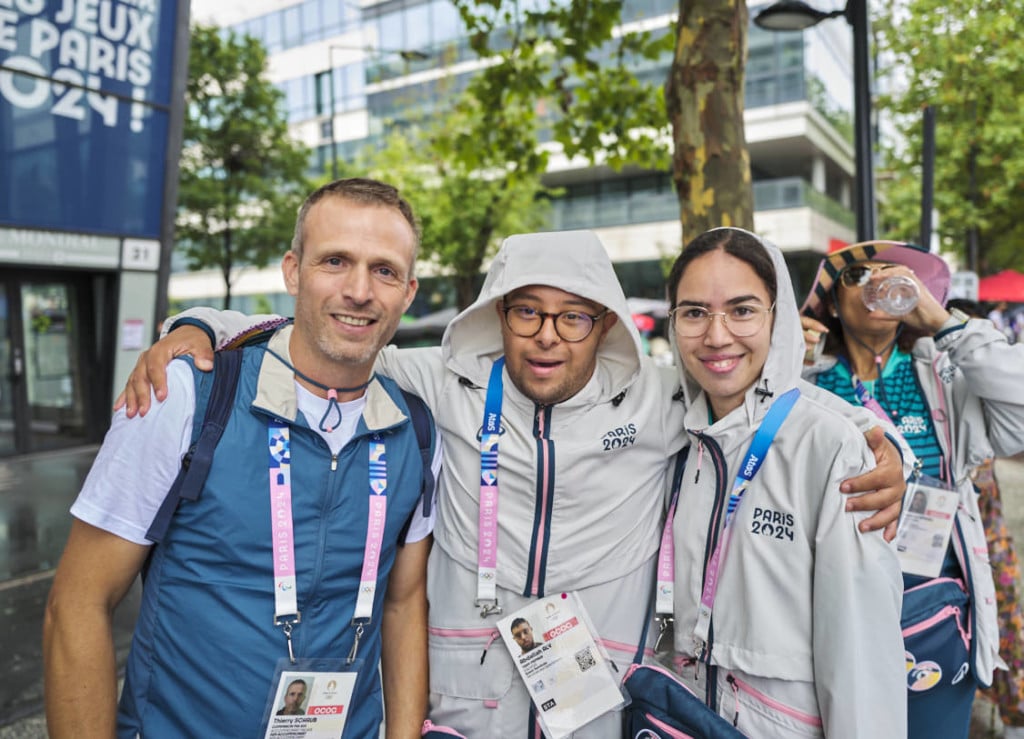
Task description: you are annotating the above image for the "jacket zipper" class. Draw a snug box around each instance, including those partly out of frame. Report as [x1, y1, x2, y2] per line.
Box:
[950, 516, 979, 670]
[427, 626, 501, 664]
[694, 431, 728, 711]
[525, 404, 555, 597]
[727, 674, 824, 728]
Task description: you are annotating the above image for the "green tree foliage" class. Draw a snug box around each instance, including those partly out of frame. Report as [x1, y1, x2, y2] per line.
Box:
[329, 0, 757, 300]
[875, 0, 1024, 273]
[177, 24, 311, 309]
[342, 94, 553, 310]
[452, 0, 673, 172]
[334, 0, 678, 309]
[448, 0, 754, 249]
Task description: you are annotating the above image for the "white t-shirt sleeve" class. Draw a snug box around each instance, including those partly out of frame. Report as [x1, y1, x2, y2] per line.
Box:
[70, 361, 196, 545]
[402, 427, 442, 544]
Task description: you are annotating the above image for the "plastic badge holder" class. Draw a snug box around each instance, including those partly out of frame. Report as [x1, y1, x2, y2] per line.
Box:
[498, 593, 629, 739]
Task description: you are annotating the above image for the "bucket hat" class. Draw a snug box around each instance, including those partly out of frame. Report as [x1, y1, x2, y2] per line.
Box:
[800, 240, 951, 319]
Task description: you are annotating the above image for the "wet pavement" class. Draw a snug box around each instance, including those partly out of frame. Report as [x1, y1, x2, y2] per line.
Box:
[0, 446, 140, 734]
[0, 446, 1021, 736]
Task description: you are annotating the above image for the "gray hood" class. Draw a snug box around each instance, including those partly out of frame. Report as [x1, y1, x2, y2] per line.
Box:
[670, 227, 806, 424]
[441, 230, 645, 400]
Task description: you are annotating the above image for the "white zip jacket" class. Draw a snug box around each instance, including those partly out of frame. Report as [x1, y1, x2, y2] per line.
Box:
[804, 315, 1024, 687]
[667, 230, 907, 738]
[395, 231, 687, 736]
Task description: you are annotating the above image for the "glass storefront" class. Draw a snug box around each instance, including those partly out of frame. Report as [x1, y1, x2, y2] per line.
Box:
[0, 272, 114, 456]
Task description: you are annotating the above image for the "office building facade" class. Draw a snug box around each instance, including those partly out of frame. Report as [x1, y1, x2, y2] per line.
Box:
[175, 0, 857, 315]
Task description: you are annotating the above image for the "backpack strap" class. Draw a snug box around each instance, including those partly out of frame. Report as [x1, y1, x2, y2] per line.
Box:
[145, 349, 245, 544]
[399, 388, 436, 518]
[633, 446, 690, 665]
[222, 317, 293, 350]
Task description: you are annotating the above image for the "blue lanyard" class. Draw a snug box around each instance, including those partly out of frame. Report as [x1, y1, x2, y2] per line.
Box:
[724, 387, 801, 525]
[481, 358, 505, 487]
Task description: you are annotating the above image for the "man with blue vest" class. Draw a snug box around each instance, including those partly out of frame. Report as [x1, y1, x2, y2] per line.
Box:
[42, 178, 440, 738]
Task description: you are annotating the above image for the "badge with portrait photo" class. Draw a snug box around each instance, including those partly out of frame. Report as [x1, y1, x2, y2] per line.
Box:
[497, 593, 627, 739]
[894, 475, 958, 578]
[260, 658, 359, 739]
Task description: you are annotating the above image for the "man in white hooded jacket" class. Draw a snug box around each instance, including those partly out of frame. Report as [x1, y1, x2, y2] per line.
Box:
[121, 229, 911, 737]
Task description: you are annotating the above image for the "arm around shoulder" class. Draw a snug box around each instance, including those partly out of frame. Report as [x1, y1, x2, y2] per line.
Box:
[161, 307, 283, 346]
[44, 520, 151, 739]
[375, 345, 446, 409]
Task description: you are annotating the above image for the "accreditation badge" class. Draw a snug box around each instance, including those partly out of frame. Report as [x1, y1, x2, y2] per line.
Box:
[895, 475, 958, 578]
[260, 658, 360, 739]
[497, 593, 628, 739]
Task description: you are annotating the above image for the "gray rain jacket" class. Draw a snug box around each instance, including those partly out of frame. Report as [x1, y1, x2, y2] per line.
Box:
[805, 315, 1024, 688]
[667, 229, 907, 738]
[384, 231, 687, 737]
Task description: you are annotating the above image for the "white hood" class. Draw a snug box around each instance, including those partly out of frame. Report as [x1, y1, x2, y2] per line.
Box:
[669, 227, 806, 425]
[441, 230, 645, 401]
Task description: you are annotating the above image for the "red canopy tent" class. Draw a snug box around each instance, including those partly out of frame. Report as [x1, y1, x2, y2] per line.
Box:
[978, 270, 1024, 302]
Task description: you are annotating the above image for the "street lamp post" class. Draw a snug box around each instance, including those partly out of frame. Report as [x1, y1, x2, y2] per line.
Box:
[754, 0, 876, 242]
[326, 46, 430, 180]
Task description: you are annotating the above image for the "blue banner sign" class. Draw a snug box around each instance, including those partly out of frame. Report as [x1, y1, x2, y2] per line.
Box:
[0, 0, 182, 239]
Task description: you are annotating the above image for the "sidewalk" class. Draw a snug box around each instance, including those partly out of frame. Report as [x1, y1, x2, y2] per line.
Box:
[0, 446, 140, 737]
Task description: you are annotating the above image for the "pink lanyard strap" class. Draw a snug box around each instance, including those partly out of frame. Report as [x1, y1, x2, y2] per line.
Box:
[656, 483, 681, 616]
[476, 358, 505, 617]
[268, 420, 388, 663]
[851, 375, 894, 427]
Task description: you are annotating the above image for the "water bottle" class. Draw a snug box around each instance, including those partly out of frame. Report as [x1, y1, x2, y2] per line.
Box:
[862, 275, 919, 316]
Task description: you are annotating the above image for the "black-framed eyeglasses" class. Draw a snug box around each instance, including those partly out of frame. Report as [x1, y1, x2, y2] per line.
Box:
[668, 303, 775, 338]
[838, 263, 896, 288]
[501, 304, 609, 342]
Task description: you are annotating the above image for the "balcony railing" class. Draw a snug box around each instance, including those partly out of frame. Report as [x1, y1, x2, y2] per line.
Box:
[547, 176, 854, 230]
[753, 177, 855, 229]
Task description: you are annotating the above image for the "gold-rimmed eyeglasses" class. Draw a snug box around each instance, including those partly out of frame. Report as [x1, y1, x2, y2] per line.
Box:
[669, 303, 775, 338]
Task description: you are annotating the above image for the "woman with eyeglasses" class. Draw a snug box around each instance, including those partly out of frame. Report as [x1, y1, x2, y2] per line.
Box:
[662, 227, 906, 737]
[800, 240, 1024, 739]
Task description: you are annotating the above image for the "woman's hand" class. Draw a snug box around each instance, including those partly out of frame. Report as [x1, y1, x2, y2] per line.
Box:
[868, 265, 950, 335]
[801, 315, 829, 364]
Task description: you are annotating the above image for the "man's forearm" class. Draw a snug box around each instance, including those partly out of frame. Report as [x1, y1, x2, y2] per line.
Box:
[381, 588, 428, 738]
[44, 604, 120, 738]
[804, 382, 916, 478]
[161, 307, 282, 348]
[44, 521, 148, 738]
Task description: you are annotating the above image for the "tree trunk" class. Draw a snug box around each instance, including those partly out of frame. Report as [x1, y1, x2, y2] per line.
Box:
[665, 0, 754, 245]
[222, 227, 233, 310]
[455, 274, 479, 313]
